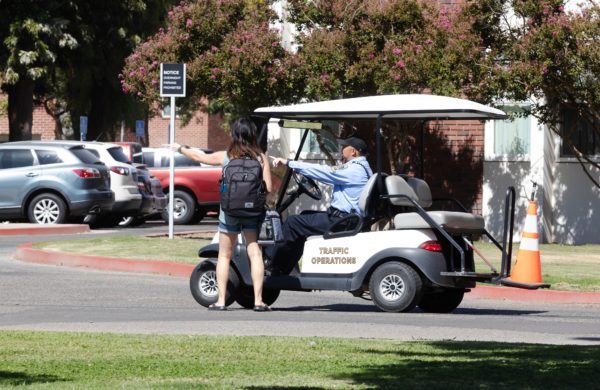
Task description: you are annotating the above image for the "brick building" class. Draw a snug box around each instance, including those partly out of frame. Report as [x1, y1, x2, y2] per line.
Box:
[0, 96, 230, 151]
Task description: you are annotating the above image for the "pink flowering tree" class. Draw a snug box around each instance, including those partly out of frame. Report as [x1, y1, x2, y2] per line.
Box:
[122, 0, 599, 188]
[121, 0, 298, 124]
[468, 0, 600, 187]
[286, 0, 494, 175]
[287, 0, 491, 100]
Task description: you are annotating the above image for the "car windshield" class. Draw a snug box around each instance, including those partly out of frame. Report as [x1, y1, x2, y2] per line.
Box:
[107, 146, 130, 163]
[70, 147, 102, 164]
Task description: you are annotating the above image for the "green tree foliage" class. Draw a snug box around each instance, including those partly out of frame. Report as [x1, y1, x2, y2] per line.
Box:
[287, 0, 493, 100]
[1, 0, 174, 142]
[120, 0, 599, 188]
[0, 1, 78, 140]
[123, 0, 492, 117]
[468, 0, 600, 186]
[58, 0, 175, 141]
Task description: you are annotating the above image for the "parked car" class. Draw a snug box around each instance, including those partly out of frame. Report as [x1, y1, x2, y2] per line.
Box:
[116, 141, 144, 165]
[115, 142, 167, 226]
[142, 147, 221, 224]
[0, 142, 114, 224]
[46, 141, 142, 225]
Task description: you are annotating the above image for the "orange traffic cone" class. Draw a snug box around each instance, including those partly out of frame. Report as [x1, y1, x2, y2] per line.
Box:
[502, 199, 550, 289]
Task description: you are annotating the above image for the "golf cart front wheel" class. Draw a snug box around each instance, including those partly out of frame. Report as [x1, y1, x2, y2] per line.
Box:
[189, 260, 238, 307]
[234, 286, 280, 309]
[369, 261, 422, 313]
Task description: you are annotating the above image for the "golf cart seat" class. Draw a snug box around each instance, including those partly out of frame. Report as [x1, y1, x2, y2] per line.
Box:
[323, 172, 387, 238]
[385, 175, 485, 234]
[359, 173, 389, 227]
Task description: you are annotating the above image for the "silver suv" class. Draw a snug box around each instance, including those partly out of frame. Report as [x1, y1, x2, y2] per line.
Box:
[0, 142, 114, 224]
[76, 142, 142, 216]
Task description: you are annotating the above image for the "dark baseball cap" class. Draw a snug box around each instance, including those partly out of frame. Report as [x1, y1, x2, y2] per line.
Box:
[338, 136, 368, 155]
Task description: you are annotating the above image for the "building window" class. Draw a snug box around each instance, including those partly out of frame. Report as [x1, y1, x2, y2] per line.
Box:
[493, 104, 531, 157]
[561, 107, 600, 157]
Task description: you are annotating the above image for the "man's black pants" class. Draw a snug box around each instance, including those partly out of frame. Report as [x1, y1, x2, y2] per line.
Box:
[264, 210, 343, 274]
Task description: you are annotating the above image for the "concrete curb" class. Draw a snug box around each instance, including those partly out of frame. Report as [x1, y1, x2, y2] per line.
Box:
[469, 284, 600, 305]
[0, 224, 90, 235]
[15, 243, 194, 278]
[14, 242, 600, 305]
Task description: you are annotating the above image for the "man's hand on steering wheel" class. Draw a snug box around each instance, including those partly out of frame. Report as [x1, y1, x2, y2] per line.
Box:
[272, 157, 322, 201]
[292, 172, 322, 200]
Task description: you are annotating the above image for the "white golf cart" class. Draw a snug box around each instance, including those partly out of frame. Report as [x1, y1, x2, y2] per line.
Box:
[190, 94, 543, 313]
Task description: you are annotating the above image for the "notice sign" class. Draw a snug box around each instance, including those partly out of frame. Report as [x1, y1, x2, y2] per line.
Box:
[160, 63, 186, 97]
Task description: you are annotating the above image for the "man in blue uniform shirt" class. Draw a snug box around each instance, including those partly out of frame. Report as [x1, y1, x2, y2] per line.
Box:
[268, 136, 373, 274]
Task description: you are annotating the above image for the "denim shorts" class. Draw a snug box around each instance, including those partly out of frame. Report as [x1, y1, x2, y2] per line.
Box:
[218, 210, 262, 234]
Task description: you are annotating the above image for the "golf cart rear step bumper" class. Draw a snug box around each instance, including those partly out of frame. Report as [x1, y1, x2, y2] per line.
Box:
[440, 271, 500, 283]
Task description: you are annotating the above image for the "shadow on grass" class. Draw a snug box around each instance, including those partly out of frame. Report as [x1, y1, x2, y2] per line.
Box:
[243, 341, 599, 389]
[0, 370, 63, 386]
[336, 342, 600, 389]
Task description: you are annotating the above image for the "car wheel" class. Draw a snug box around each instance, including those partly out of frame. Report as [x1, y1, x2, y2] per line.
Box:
[163, 190, 196, 225]
[189, 260, 238, 307]
[118, 216, 144, 227]
[418, 289, 465, 313]
[234, 286, 280, 309]
[27, 193, 67, 224]
[369, 261, 422, 313]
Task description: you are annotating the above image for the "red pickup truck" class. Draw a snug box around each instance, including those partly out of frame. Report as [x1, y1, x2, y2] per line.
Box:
[119, 143, 221, 224]
[142, 147, 221, 224]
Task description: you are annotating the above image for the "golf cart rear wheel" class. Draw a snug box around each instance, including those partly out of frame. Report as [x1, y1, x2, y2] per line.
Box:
[369, 261, 422, 313]
[189, 260, 238, 307]
[234, 286, 280, 309]
[418, 289, 465, 313]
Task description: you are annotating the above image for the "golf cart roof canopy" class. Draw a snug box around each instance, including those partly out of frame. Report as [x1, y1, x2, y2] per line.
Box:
[254, 94, 507, 121]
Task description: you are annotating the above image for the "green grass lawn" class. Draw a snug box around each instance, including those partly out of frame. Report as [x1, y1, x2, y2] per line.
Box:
[473, 242, 600, 292]
[32, 237, 600, 291]
[1, 331, 598, 389]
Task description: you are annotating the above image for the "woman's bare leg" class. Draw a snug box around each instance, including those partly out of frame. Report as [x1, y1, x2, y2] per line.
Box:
[215, 232, 237, 307]
[243, 231, 265, 307]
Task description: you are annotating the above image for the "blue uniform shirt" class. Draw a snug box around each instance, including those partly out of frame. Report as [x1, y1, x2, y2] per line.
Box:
[288, 156, 373, 216]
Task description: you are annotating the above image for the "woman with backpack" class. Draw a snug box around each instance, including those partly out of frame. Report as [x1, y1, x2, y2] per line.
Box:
[169, 117, 273, 311]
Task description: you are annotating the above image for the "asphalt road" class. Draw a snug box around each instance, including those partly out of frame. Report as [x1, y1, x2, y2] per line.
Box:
[1, 221, 600, 346]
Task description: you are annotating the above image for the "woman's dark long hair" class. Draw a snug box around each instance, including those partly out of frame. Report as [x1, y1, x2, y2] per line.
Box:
[227, 117, 262, 159]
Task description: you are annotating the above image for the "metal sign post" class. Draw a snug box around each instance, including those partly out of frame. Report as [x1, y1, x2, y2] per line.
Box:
[160, 63, 186, 239]
[79, 116, 88, 141]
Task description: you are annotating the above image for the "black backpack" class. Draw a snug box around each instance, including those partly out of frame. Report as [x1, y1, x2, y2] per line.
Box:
[220, 155, 266, 218]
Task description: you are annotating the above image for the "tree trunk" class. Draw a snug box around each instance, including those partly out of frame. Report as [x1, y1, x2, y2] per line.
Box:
[87, 81, 113, 142]
[7, 78, 34, 141]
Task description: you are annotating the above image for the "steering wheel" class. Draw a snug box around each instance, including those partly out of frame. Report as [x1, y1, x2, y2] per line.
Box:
[292, 172, 322, 200]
